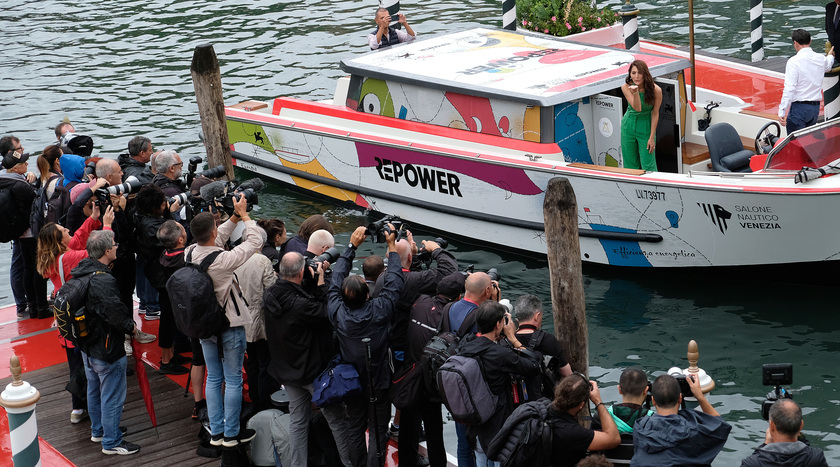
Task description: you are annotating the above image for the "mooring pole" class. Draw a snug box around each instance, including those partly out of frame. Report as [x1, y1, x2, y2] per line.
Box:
[1, 354, 42, 467]
[824, 60, 840, 122]
[618, 0, 640, 52]
[749, 0, 764, 62]
[543, 178, 588, 376]
[502, 0, 517, 30]
[190, 44, 234, 180]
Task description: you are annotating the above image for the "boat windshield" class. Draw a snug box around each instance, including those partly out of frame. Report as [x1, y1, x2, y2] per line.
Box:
[765, 121, 840, 170]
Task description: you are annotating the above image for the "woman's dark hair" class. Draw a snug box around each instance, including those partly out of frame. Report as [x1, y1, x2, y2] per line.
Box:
[135, 184, 167, 218]
[297, 214, 333, 240]
[341, 275, 369, 309]
[38, 145, 62, 184]
[627, 60, 655, 106]
[257, 218, 286, 245]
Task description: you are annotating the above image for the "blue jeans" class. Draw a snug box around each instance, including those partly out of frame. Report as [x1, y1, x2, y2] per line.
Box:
[456, 421, 476, 467]
[83, 353, 127, 449]
[134, 256, 159, 311]
[786, 101, 820, 134]
[201, 326, 246, 438]
[475, 448, 499, 467]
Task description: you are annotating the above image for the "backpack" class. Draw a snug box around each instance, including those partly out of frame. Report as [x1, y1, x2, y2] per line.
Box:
[436, 354, 498, 425]
[30, 175, 71, 235]
[486, 397, 554, 467]
[0, 177, 33, 243]
[166, 249, 229, 339]
[52, 271, 104, 345]
[419, 302, 477, 402]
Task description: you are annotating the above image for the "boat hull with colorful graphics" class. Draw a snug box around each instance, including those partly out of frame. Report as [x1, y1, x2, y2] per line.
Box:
[226, 27, 840, 268]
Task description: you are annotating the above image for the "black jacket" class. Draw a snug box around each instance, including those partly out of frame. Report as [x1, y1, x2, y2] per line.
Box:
[151, 173, 185, 197]
[827, 2, 840, 48]
[328, 247, 404, 391]
[741, 441, 827, 467]
[73, 258, 135, 363]
[0, 173, 35, 239]
[372, 248, 458, 352]
[133, 213, 168, 288]
[263, 278, 334, 385]
[460, 336, 541, 452]
[405, 293, 456, 363]
[117, 154, 153, 185]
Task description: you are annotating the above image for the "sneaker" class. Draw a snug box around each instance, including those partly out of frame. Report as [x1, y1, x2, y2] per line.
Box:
[222, 428, 256, 448]
[124, 340, 133, 356]
[134, 330, 156, 344]
[91, 426, 127, 442]
[171, 353, 191, 366]
[209, 433, 224, 446]
[102, 440, 140, 455]
[16, 307, 28, 319]
[158, 361, 189, 375]
[143, 309, 161, 321]
[137, 306, 146, 315]
[388, 422, 399, 441]
[70, 409, 88, 424]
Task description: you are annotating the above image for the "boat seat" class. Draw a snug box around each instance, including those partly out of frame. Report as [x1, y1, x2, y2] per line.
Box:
[705, 122, 753, 172]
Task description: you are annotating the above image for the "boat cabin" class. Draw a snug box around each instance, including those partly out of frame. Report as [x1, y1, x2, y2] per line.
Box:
[340, 28, 692, 172]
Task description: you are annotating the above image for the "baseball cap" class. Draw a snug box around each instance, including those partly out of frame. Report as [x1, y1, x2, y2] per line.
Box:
[2, 150, 30, 170]
[437, 272, 466, 298]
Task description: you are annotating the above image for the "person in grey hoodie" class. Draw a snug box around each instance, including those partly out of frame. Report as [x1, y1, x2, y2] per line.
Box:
[741, 399, 827, 467]
[186, 194, 262, 448]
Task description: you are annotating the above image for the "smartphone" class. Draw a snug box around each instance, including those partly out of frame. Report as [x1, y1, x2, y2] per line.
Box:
[390, 13, 401, 21]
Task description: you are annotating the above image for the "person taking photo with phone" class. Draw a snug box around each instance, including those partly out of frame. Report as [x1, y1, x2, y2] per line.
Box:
[368, 7, 417, 50]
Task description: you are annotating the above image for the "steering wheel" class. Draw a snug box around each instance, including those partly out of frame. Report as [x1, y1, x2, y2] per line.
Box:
[754, 121, 781, 155]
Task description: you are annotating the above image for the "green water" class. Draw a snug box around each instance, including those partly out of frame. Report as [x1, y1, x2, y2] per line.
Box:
[2, 0, 838, 463]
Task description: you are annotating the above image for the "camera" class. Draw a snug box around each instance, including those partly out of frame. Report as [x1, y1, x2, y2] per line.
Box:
[487, 267, 501, 282]
[188, 156, 203, 175]
[761, 363, 793, 421]
[306, 247, 340, 271]
[96, 176, 142, 207]
[169, 192, 191, 207]
[365, 216, 405, 243]
[196, 164, 226, 180]
[217, 186, 258, 215]
[415, 237, 448, 267]
[83, 159, 97, 178]
[668, 368, 695, 399]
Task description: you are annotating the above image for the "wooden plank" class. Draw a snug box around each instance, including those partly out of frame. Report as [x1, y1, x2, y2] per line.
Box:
[567, 162, 646, 175]
[230, 100, 268, 112]
[681, 142, 710, 165]
[0, 361, 218, 466]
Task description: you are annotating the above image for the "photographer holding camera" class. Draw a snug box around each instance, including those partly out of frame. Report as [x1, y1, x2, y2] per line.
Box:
[151, 150, 186, 197]
[328, 223, 404, 466]
[741, 399, 827, 467]
[118, 136, 155, 185]
[632, 374, 731, 466]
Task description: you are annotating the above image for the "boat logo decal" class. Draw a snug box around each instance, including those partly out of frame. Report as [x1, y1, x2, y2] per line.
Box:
[698, 203, 731, 234]
[374, 156, 463, 197]
[357, 142, 543, 196]
[735, 205, 781, 230]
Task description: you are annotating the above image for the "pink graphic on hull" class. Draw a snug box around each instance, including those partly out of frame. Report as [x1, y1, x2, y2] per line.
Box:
[356, 142, 543, 196]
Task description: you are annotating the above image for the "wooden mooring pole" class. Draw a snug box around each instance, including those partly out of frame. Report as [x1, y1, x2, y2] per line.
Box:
[190, 44, 234, 180]
[543, 177, 588, 376]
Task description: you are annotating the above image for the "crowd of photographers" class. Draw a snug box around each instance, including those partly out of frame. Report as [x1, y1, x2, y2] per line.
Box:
[1, 126, 829, 465]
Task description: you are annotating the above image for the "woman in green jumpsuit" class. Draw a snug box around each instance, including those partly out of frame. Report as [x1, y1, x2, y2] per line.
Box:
[620, 60, 662, 171]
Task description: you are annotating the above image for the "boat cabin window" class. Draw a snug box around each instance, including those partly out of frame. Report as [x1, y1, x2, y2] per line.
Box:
[765, 122, 840, 170]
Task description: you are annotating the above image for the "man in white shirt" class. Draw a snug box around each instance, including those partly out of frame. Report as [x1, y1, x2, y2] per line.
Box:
[778, 29, 835, 133]
[367, 8, 416, 50]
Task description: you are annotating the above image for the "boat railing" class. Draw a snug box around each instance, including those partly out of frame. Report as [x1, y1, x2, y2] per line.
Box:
[687, 170, 798, 179]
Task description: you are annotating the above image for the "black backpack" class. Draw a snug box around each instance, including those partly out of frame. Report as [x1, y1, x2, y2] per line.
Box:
[30, 175, 71, 236]
[53, 271, 103, 345]
[486, 397, 554, 467]
[166, 250, 229, 339]
[0, 177, 33, 243]
[419, 302, 478, 402]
